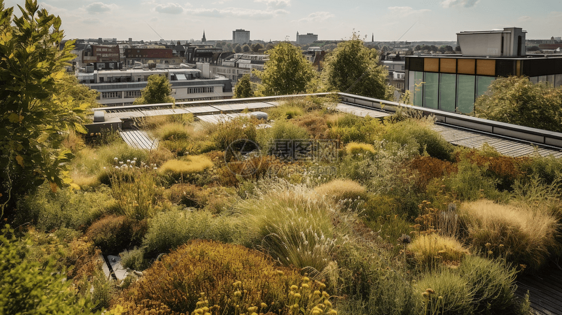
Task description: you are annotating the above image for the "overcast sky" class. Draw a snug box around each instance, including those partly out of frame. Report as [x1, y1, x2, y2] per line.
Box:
[4, 0, 562, 41]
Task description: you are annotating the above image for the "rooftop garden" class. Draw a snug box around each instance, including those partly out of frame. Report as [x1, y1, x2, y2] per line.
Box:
[6, 95, 562, 314]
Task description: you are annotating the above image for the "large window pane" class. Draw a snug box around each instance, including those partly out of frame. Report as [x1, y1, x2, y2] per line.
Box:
[423, 72, 439, 109]
[457, 75, 475, 114]
[476, 76, 495, 98]
[439, 73, 456, 112]
[412, 71, 423, 106]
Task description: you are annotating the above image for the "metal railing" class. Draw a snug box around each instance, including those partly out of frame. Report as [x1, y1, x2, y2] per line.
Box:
[91, 92, 562, 149]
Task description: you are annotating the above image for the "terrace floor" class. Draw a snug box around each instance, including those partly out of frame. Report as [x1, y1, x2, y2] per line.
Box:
[517, 266, 562, 315]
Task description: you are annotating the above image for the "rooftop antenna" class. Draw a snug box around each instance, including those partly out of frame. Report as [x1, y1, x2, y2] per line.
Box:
[396, 22, 416, 42]
[146, 23, 164, 40]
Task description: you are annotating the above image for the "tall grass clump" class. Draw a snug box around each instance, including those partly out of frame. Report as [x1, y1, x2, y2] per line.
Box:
[458, 256, 521, 314]
[16, 185, 114, 232]
[345, 142, 376, 156]
[112, 240, 305, 314]
[155, 122, 191, 141]
[85, 215, 147, 254]
[459, 200, 560, 271]
[414, 269, 474, 315]
[142, 209, 240, 254]
[328, 114, 384, 144]
[110, 168, 165, 221]
[97, 141, 149, 166]
[408, 234, 469, 269]
[258, 119, 310, 152]
[211, 116, 257, 150]
[269, 104, 305, 119]
[314, 179, 367, 211]
[382, 119, 454, 161]
[237, 181, 338, 272]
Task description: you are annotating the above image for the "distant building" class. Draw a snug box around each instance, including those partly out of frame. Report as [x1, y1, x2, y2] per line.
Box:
[82, 44, 120, 66]
[233, 29, 250, 45]
[202, 31, 207, 43]
[211, 53, 268, 83]
[77, 67, 233, 106]
[297, 32, 318, 45]
[381, 54, 406, 91]
[405, 27, 562, 114]
[124, 48, 184, 66]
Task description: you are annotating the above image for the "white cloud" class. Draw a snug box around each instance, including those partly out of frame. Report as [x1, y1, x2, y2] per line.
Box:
[518, 15, 531, 23]
[82, 18, 100, 24]
[441, 0, 480, 8]
[298, 11, 334, 23]
[85, 2, 117, 14]
[186, 7, 288, 19]
[388, 6, 430, 17]
[255, 0, 290, 9]
[155, 3, 184, 14]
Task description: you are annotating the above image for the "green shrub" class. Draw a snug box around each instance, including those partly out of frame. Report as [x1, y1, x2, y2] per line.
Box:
[518, 154, 562, 185]
[113, 240, 306, 314]
[97, 141, 149, 167]
[444, 160, 506, 202]
[156, 122, 190, 141]
[142, 209, 241, 254]
[414, 269, 474, 315]
[458, 256, 521, 314]
[382, 119, 453, 161]
[237, 181, 337, 272]
[16, 184, 113, 231]
[328, 114, 384, 144]
[269, 104, 305, 119]
[110, 168, 165, 221]
[332, 240, 419, 315]
[210, 117, 258, 150]
[259, 119, 310, 152]
[0, 226, 96, 314]
[86, 216, 147, 254]
[346, 142, 376, 155]
[119, 247, 148, 271]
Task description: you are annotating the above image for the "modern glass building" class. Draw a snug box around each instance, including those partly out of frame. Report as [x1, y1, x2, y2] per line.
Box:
[405, 27, 562, 115]
[405, 55, 562, 114]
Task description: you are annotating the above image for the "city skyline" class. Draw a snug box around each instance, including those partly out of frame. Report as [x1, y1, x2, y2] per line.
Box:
[2, 0, 561, 41]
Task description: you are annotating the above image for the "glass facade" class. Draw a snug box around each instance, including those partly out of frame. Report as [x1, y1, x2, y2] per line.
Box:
[423, 73, 439, 109]
[457, 75, 476, 114]
[476, 76, 495, 98]
[439, 74, 456, 112]
[410, 71, 423, 106]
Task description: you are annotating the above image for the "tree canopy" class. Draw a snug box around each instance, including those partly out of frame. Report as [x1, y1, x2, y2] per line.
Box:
[475, 76, 562, 132]
[234, 74, 254, 98]
[254, 42, 315, 96]
[242, 44, 251, 53]
[321, 34, 391, 100]
[0, 0, 95, 216]
[133, 74, 175, 105]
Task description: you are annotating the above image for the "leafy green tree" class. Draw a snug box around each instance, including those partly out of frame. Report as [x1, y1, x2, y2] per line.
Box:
[234, 44, 242, 53]
[133, 74, 175, 105]
[322, 34, 391, 99]
[251, 43, 263, 52]
[475, 76, 562, 132]
[254, 42, 316, 96]
[234, 74, 254, 98]
[0, 0, 92, 217]
[0, 225, 97, 314]
[242, 44, 251, 52]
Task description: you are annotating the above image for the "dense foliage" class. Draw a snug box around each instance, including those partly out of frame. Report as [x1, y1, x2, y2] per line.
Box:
[254, 42, 316, 96]
[322, 33, 391, 99]
[0, 0, 94, 217]
[475, 76, 562, 132]
[233, 74, 254, 98]
[133, 74, 175, 105]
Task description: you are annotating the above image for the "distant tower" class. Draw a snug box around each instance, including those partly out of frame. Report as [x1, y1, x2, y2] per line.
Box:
[202, 31, 207, 43]
[297, 31, 299, 44]
[372, 33, 374, 42]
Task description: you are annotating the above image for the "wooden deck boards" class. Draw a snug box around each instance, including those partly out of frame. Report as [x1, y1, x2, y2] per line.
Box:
[432, 124, 562, 158]
[120, 129, 158, 150]
[336, 103, 390, 118]
[516, 268, 562, 315]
